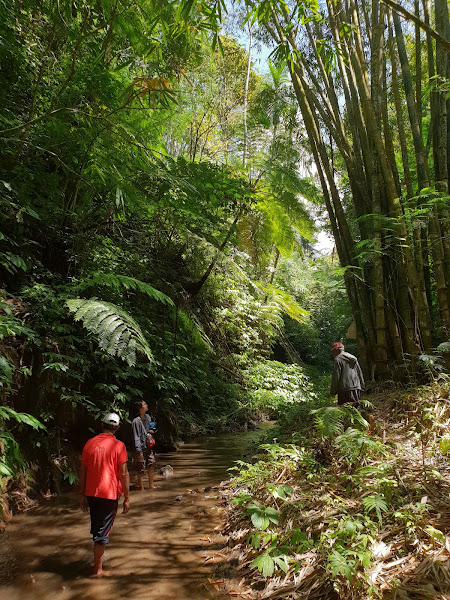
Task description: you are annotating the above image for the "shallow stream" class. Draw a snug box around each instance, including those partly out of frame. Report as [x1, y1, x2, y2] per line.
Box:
[0, 425, 270, 600]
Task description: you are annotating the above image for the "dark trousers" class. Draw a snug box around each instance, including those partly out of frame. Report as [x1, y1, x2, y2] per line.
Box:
[87, 496, 118, 545]
[337, 388, 361, 408]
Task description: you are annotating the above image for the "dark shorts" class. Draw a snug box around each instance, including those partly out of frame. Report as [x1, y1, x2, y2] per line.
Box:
[337, 388, 361, 408]
[87, 496, 118, 545]
[136, 448, 155, 475]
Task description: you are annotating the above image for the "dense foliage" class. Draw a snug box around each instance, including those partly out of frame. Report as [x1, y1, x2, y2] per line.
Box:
[220, 381, 450, 600]
[0, 0, 330, 500]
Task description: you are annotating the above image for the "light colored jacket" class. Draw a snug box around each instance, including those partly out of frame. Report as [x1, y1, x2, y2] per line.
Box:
[132, 414, 153, 453]
[330, 352, 365, 396]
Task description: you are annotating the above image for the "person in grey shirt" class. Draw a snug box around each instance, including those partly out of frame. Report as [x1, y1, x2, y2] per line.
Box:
[330, 342, 365, 406]
[330, 342, 374, 433]
[132, 400, 156, 490]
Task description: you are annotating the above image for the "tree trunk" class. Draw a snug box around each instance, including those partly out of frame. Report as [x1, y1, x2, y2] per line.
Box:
[371, 0, 389, 374]
[392, 10, 429, 191]
[388, 24, 414, 199]
[243, 23, 253, 168]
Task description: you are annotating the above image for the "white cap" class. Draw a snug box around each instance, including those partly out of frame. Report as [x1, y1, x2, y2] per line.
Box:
[102, 412, 120, 426]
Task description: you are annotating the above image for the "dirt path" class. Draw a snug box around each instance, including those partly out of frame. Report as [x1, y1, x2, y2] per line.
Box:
[0, 429, 266, 600]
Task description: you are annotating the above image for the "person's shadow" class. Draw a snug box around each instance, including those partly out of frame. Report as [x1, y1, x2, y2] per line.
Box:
[36, 555, 90, 579]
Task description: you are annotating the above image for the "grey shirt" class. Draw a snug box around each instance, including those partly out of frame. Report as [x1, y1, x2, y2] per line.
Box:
[330, 351, 365, 396]
[132, 414, 153, 453]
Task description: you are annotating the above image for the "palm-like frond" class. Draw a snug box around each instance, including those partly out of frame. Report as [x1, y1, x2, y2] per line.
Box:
[311, 406, 346, 438]
[267, 57, 289, 88]
[362, 494, 388, 523]
[78, 273, 174, 306]
[66, 298, 153, 366]
[311, 405, 369, 440]
[261, 284, 309, 323]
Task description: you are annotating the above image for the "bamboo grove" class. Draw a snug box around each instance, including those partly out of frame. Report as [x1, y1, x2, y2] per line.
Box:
[245, 0, 450, 378]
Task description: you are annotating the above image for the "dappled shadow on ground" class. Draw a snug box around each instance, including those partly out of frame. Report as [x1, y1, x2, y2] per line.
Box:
[380, 551, 450, 599]
[0, 429, 268, 600]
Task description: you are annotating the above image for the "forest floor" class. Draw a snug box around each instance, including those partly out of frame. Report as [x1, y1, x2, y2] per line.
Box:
[207, 382, 450, 600]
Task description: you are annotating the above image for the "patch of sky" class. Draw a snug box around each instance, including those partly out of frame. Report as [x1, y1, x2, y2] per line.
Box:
[222, 1, 334, 256]
[223, 0, 275, 74]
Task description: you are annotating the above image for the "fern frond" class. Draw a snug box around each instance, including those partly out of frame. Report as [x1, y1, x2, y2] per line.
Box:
[66, 298, 153, 366]
[362, 494, 388, 524]
[79, 273, 174, 306]
[96, 314, 122, 337]
[261, 284, 309, 323]
[357, 464, 393, 479]
[311, 406, 346, 438]
[107, 323, 128, 355]
[177, 309, 213, 351]
[84, 304, 112, 333]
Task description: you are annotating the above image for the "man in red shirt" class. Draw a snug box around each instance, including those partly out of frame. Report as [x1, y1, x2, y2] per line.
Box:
[79, 412, 130, 578]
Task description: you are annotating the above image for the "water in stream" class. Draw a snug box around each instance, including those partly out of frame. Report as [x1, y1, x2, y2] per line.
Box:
[0, 426, 270, 600]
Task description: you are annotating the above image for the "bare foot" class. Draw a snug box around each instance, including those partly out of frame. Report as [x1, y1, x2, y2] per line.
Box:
[91, 570, 111, 578]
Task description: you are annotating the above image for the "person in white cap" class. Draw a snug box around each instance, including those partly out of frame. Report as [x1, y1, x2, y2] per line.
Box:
[79, 412, 130, 578]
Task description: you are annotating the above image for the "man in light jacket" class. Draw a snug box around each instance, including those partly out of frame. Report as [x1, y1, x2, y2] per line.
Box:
[132, 400, 156, 490]
[330, 342, 365, 407]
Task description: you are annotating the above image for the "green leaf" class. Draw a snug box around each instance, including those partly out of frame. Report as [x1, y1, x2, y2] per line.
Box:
[328, 550, 354, 580]
[42, 362, 68, 372]
[269, 484, 292, 499]
[0, 406, 45, 429]
[439, 436, 450, 455]
[0, 461, 13, 476]
[247, 531, 261, 549]
[0, 356, 12, 381]
[265, 506, 279, 524]
[362, 494, 388, 523]
[14, 413, 43, 428]
[273, 555, 289, 573]
[251, 553, 275, 577]
[79, 273, 174, 306]
[424, 525, 445, 542]
[250, 508, 269, 530]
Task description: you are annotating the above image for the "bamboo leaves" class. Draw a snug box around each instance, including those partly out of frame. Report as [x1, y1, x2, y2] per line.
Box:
[245, 0, 450, 373]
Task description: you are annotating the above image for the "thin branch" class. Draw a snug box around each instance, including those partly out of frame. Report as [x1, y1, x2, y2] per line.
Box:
[380, 0, 450, 52]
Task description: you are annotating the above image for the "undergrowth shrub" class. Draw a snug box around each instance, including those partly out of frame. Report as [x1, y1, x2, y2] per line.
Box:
[241, 360, 317, 416]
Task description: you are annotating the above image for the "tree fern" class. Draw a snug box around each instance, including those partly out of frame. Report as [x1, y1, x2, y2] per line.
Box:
[78, 272, 174, 306]
[262, 284, 309, 323]
[66, 298, 153, 366]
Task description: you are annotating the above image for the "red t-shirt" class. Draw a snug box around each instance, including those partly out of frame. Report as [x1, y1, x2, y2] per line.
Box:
[81, 433, 128, 500]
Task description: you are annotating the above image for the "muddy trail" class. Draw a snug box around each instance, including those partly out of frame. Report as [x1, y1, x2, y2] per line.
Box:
[0, 426, 270, 600]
